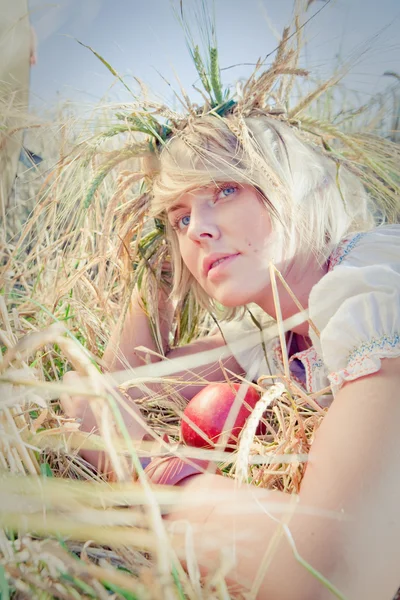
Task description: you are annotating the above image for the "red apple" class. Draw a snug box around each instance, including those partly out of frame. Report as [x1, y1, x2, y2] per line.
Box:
[181, 382, 264, 449]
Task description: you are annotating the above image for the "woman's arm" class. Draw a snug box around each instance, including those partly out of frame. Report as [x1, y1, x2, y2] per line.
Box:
[61, 289, 244, 468]
[102, 289, 173, 371]
[103, 288, 244, 399]
[297, 355, 400, 599]
[165, 356, 400, 600]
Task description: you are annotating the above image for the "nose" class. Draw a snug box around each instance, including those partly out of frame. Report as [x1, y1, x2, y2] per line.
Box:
[187, 206, 220, 243]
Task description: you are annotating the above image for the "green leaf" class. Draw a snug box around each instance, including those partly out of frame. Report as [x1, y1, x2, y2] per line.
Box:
[193, 45, 211, 93]
[0, 565, 10, 600]
[84, 169, 110, 209]
[171, 566, 186, 600]
[214, 98, 236, 116]
[103, 581, 139, 600]
[60, 573, 97, 598]
[40, 463, 53, 478]
[209, 47, 223, 104]
[75, 39, 135, 98]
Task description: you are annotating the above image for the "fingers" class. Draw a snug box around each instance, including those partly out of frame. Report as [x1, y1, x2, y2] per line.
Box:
[60, 371, 90, 420]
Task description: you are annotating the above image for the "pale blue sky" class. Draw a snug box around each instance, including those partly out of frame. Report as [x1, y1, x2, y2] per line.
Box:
[28, 0, 400, 112]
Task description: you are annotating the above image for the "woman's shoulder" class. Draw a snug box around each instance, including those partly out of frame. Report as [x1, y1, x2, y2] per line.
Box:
[309, 223, 400, 394]
[310, 223, 400, 330]
[327, 224, 400, 272]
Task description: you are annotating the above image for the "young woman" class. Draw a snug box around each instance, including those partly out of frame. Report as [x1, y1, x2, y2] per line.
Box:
[63, 112, 400, 599]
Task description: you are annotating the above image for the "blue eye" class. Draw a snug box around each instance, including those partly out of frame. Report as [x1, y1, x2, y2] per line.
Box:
[218, 186, 237, 199]
[179, 214, 191, 229]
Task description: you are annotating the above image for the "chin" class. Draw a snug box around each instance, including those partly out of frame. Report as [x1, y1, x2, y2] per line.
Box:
[211, 286, 259, 308]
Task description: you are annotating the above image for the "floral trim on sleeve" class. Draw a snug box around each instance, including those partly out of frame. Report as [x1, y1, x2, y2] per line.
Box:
[328, 332, 400, 394]
[273, 343, 329, 395]
[292, 347, 325, 393]
[328, 232, 368, 271]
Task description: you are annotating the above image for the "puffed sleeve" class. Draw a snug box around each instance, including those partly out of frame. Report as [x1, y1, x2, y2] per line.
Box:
[308, 225, 400, 395]
[217, 306, 279, 381]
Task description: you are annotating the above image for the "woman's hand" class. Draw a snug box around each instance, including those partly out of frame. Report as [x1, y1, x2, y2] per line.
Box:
[61, 371, 91, 421]
[60, 284, 173, 452]
[60, 370, 148, 473]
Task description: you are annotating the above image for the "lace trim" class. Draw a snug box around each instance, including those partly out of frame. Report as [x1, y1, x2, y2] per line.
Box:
[328, 232, 367, 272]
[293, 347, 324, 393]
[273, 343, 324, 393]
[329, 333, 400, 393]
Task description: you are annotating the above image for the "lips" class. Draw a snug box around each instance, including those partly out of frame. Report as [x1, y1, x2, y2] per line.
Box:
[203, 253, 240, 276]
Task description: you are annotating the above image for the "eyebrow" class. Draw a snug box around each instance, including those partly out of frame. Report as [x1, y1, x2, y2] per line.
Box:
[167, 203, 186, 215]
[166, 182, 229, 216]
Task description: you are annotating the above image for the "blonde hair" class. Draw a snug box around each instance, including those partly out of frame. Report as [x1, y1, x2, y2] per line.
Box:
[150, 114, 376, 316]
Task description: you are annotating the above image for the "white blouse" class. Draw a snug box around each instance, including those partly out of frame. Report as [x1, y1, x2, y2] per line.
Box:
[220, 225, 400, 403]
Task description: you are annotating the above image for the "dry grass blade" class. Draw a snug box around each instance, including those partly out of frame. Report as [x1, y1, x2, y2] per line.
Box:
[1, 2, 399, 598]
[236, 383, 286, 483]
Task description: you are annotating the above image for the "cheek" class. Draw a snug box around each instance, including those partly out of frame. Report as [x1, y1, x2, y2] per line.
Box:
[178, 238, 198, 277]
[244, 211, 286, 267]
[244, 208, 272, 248]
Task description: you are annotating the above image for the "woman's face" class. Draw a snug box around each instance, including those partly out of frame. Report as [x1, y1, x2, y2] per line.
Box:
[167, 183, 284, 307]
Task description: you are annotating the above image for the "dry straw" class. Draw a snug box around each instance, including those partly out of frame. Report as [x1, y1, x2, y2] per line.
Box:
[1, 0, 400, 598]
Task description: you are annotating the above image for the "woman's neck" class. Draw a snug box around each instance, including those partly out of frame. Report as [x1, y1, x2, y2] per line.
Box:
[256, 257, 328, 336]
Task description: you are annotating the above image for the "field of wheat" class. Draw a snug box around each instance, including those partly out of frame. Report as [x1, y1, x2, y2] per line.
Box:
[1, 4, 400, 597]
